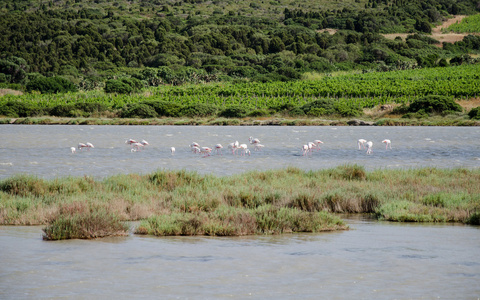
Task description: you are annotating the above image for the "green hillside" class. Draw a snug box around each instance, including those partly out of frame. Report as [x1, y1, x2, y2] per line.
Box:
[1, 0, 479, 92]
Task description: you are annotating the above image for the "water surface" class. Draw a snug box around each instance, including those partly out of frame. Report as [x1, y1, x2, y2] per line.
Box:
[1, 125, 479, 179]
[0, 216, 479, 299]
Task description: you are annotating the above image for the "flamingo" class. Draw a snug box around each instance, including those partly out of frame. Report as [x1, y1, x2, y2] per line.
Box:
[214, 144, 223, 155]
[200, 147, 212, 157]
[249, 136, 261, 145]
[302, 144, 309, 156]
[191, 146, 200, 154]
[366, 141, 373, 155]
[227, 141, 239, 155]
[382, 139, 392, 150]
[171, 147, 175, 155]
[190, 142, 200, 152]
[245, 149, 251, 156]
[78, 142, 94, 150]
[140, 140, 149, 146]
[313, 140, 323, 150]
[125, 139, 137, 145]
[238, 144, 248, 156]
[70, 147, 76, 154]
[308, 142, 316, 152]
[358, 139, 367, 150]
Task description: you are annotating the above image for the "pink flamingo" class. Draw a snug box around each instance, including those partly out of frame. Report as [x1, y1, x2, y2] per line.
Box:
[382, 139, 392, 150]
[249, 136, 261, 145]
[358, 139, 367, 150]
[78, 142, 94, 151]
[313, 140, 323, 150]
[125, 139, 137, 145]
[302, 144, 309, 156]
[214, 144, 223, 155]
[228, 141, 239, 155]
[200, 147, 212, 157]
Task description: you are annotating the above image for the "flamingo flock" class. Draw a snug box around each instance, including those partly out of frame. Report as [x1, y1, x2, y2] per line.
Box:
[70, 135, 392, 157]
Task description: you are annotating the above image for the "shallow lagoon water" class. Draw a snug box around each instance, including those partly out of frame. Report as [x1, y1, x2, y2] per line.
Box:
[1, 125, 479, 179]
[1, 125, 479, 299]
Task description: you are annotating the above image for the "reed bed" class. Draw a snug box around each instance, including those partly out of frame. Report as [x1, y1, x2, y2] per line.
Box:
[1, 166, 479, 239]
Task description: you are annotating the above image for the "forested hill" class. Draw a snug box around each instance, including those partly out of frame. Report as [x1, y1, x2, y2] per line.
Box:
[1, 0, 480, 90]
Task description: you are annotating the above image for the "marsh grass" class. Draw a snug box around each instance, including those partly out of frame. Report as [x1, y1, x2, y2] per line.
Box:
[42, 210, 129, 240]
[1, 166, 479, 238]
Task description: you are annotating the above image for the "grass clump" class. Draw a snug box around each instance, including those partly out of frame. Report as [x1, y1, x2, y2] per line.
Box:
[42, 210, 129, 240]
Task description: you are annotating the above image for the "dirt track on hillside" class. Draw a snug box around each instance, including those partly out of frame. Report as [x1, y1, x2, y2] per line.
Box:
[382, 15, 470, 45]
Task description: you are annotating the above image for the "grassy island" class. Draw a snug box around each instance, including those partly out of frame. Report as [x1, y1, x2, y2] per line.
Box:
[0, 165, 479, 240]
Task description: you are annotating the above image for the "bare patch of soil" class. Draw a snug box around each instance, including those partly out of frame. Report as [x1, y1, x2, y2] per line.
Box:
[0, 89, 23, 96]
[382, 15, 475, 45]
[457, 98, 480, 111]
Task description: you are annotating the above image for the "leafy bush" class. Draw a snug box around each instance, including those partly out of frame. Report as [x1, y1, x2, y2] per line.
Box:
[50, 102, 109, 117]
[0, 100, 37, 117]
[181, 103, 218, 117]
[121, 103, 158, 118]
[218, 106, 248, 118]
[142, 100, 183, 117]
[26, 76, 77, 93]
[104, 79, 133, 94]
[301, 99, 336, 115]
[120, 77, 144, 91]
[407, 95, 462, 114]
[468, 106, 480, 120]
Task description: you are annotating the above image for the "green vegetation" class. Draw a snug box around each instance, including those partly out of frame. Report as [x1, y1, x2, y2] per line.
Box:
[0, 0, 479, 91]
[1, 166, 479, 239]
[446, 14, 480, 33]
[1, 64, 479, 123]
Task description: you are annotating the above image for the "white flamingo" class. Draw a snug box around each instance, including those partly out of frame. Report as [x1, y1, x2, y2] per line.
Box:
[358, 139, 367, 150]
[140, 140, 149, 146]
[191, 146, 201, 154]
[125, 139, 137, 145]
[171, 147, 175, 155]
[313, 140, 323, 150]
[302, 144, 309, 156]
[70, 147, 76, 154]
[249, 136, 261, 145]
[214, 144, 223, 155]
[228, 141, 239, 155]
[382, 139, 392, 150]
[366, 141, 373, 155]
[200, 147, 212, 157]
[238, 144, 249, 156]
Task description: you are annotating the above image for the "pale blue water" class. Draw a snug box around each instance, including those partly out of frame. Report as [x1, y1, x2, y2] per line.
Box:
[1, 125, 479, 179]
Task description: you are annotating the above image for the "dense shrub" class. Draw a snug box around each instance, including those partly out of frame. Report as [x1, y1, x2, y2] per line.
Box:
[181, 103, 218, 117]
[49, 104, 78, 117]
[121, 103, 158, 118]
[142, 100, 183, 117]
[104, 79, 133, 94]
[468, 106, 480, 120]
[0, 100, 37, 117]
[301, 99, 336, 115]
[26, 76, 77, 93]
[120, 77, 144, 91]
[50, 102, 109, 117]
[407, 95, 462, 114]
[218, 106, 248, 118]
